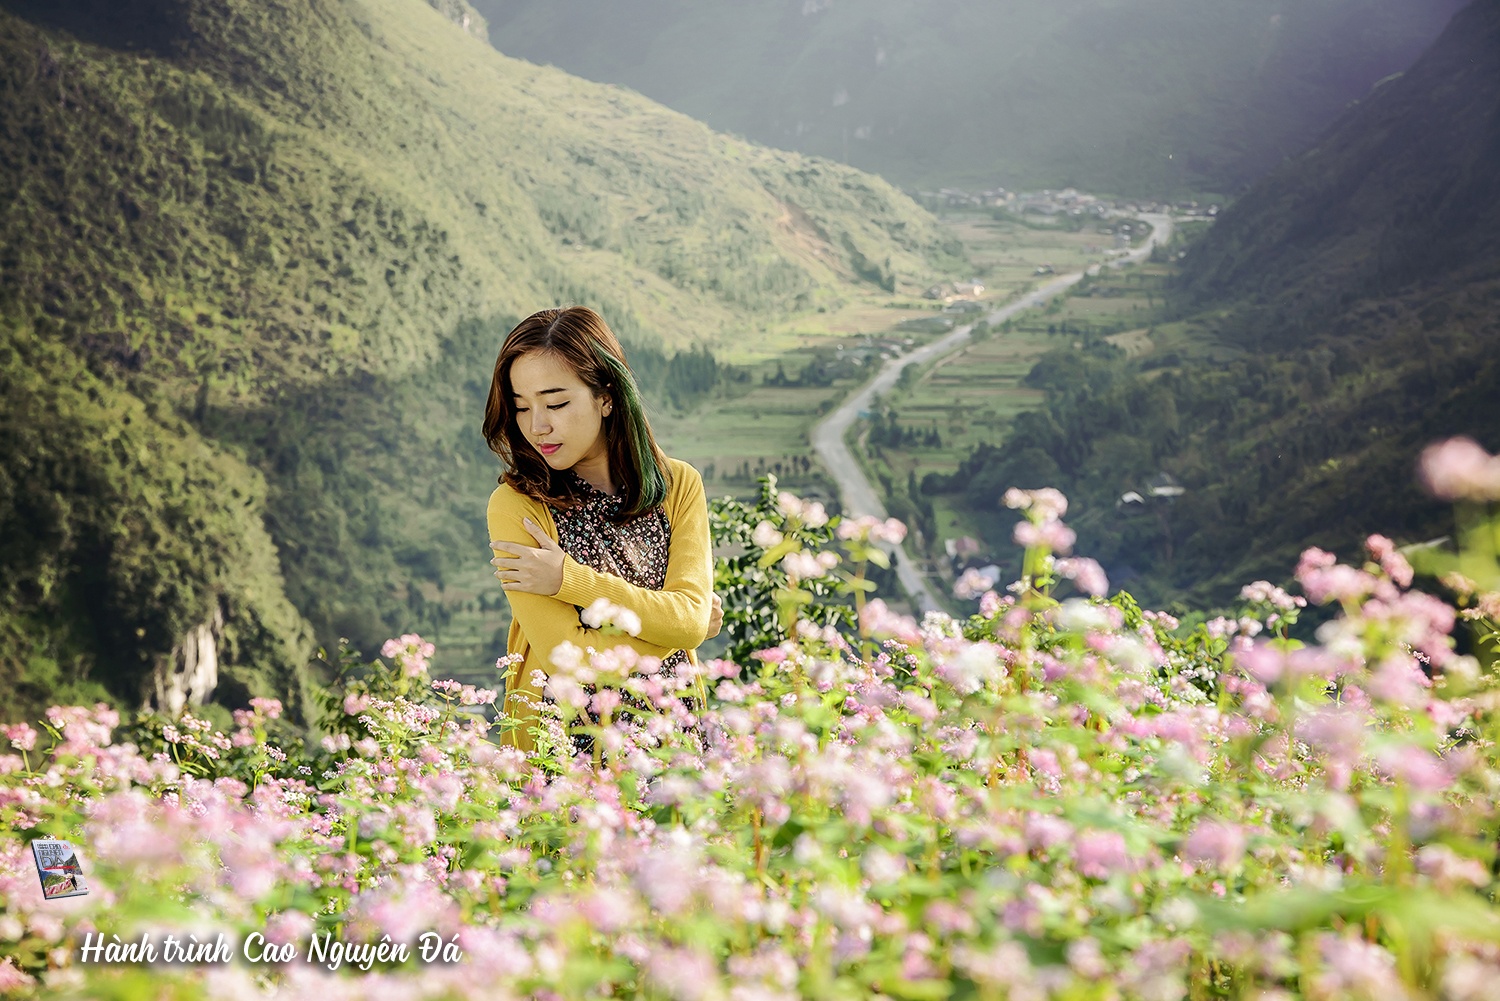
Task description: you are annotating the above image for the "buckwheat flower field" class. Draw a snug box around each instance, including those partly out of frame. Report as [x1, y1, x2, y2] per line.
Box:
[2, 438, 1498, 1000]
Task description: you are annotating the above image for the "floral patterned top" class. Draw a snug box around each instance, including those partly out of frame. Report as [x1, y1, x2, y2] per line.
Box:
[550, 472, 688, 672]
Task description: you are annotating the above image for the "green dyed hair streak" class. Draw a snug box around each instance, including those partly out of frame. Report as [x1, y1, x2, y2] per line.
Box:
[597, 344, 668, 516]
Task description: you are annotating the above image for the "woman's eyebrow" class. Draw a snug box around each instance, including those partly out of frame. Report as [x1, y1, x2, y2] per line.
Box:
[513, 387, 569, 398]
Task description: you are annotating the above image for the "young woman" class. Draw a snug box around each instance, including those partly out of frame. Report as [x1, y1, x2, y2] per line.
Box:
[481, 306, 721, 754]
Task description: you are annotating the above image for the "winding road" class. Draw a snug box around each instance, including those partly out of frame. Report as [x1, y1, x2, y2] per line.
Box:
[810, 213, 1175, 614]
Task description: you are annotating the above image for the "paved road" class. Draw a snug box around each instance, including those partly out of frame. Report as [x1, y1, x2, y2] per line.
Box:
[810, 214, 1176, 614]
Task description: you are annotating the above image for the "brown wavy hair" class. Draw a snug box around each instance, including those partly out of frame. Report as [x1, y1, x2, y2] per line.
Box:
[482, 307, 671, 521]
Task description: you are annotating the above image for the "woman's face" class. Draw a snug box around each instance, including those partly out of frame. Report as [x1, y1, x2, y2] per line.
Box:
[508, 349, 610, 475]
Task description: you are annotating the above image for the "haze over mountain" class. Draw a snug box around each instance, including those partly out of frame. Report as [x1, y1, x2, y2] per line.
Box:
[932, 0, 1500, 607]
[476, 0, 1464, 196]
[0, 0, 958, 718]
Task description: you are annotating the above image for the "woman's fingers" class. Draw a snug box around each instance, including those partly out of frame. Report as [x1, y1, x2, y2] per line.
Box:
[490, 543, 536, 558]
[705, 592, 725, 639]
[522, 518, 559, 549]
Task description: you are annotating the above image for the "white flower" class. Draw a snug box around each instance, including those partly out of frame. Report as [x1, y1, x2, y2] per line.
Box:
[861, 847, 908, 885]
[580, 598, 642, 636]
[939, 642, 1003, 694]
[549, 642, 586, 672]
[1054, 599, 1113, 633]
[783, 550, 836, 583]
[616, 608, 643, 637]
[752, 520, 784, 549]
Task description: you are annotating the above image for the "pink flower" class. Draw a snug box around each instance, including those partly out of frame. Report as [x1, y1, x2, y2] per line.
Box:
[1239, 580, 1305, 611]
[1013, 519, 1075, 555]
[589, 690, 622, 717]
[1376, 746, 1451, 793]
[1367, 654, 1431, 708]
[1073, 830, 1131, 879]
[1030, 748, 1062, 779]
[953, 567, 995, 600]
[578, 887, 639, 934]
[782, 550, 837, 583]
[1312, 935, 1405, 1000]
[45, 704, 116, 749]
[647, 946, 721, 1001]
[924, 899, 977, 936]
[460, 686, 497, 706]
[263, 910, 315, 948]
[381, 633, 436, 677]
[248, 697, 283, 720]
[1415, 844, 1489, 890]
[830, 511, 909, 548]
[837, 515, 876, 541]
[1067, 937, 1109, 979]
[1365, 535, 1414, 588]
[1299, 562, 1379, 606]
[1233, 642, 1285, 685]
[0, 957, 34, 991]
[1024, 813, 1074, 851]
[1055, 557, 1109, 596]
[753, 645, 790, 665]
[1003, 487, 1068, 521]
[1295, 546, 1338, 578]
[1180, 819, 1247, 869]
[1418, 436, 1500, 501]
[1, 723, 37, 752]
[859, 599, 921, 644]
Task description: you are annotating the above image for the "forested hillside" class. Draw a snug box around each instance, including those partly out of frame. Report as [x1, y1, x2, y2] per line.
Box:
[0, 0, 960, 720]
[476, 0, 1462, 196]
[928, 0, 1500, 609]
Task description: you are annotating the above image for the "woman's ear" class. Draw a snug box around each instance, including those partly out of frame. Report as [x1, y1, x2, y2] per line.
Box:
[601, 395, 613, 417]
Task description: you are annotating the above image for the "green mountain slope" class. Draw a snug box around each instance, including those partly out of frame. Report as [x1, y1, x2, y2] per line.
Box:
[930, 0, 1500, 608]
[0, 0, 959, 719]
[475, 0, 1463, 196]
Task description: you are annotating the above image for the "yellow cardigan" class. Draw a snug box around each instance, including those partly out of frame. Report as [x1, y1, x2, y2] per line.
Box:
[486, 456, 714, 753]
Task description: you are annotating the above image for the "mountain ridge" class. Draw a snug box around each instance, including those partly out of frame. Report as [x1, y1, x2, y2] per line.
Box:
[1178, 0, 1500, 322]
[926, 0, 1500, 608]
[0, 0, 958, 719]
[475, 0, 1465, 196]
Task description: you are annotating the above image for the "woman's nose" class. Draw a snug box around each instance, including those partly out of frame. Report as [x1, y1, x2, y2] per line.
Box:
[530, 412, 551, 435]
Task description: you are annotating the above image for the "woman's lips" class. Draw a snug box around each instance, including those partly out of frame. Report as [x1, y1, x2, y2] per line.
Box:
[538, 443, 562, 455]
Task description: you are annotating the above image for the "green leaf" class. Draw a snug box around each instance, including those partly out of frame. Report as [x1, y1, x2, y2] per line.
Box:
[757, 538, 800, 569]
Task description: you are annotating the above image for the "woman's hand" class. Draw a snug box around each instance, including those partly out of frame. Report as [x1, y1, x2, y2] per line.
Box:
[490, 519, 565, 596]
[706, 592, 723, 640]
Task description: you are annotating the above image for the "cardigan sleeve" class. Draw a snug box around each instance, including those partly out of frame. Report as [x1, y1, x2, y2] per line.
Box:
[487, 485, 677, 667]
[550, 458, 714, 651]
